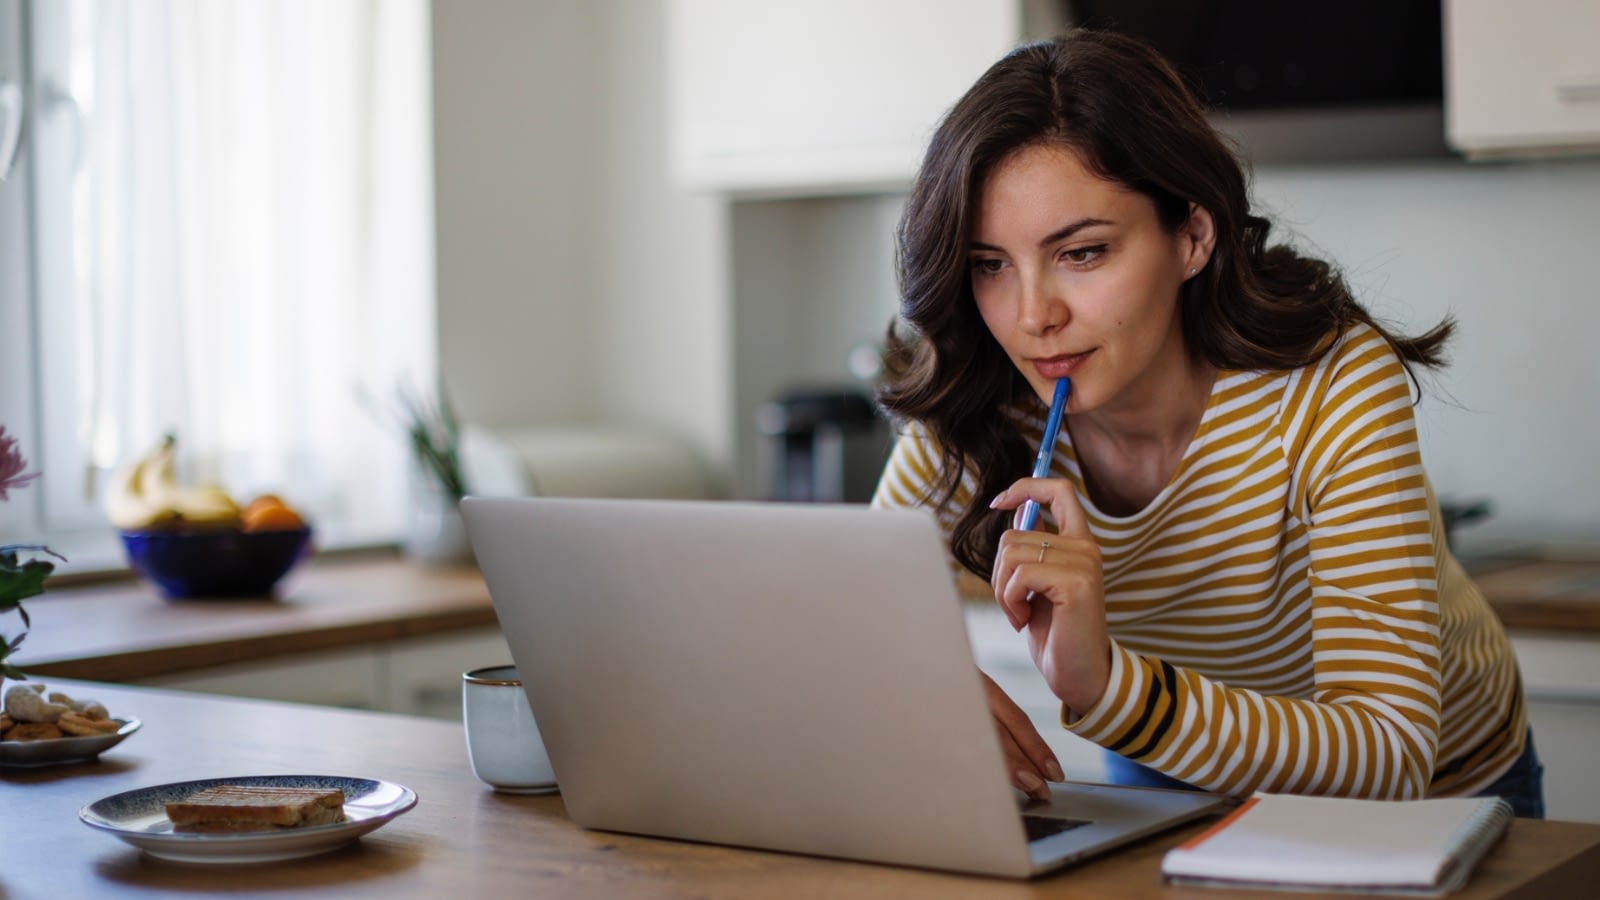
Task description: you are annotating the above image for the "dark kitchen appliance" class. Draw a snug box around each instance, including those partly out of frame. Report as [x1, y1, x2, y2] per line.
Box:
[757, 388, 890, 503]
[1061, 1, 1450, 161]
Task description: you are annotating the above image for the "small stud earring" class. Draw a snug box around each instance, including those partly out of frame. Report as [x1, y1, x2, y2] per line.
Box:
[1188, 267, 1198, 277]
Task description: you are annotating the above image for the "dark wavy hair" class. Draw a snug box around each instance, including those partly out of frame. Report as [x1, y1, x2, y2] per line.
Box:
[878, 29, 1454, 581]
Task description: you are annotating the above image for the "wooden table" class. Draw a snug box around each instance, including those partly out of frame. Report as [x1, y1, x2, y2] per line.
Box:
[2, 680, 1597, 899]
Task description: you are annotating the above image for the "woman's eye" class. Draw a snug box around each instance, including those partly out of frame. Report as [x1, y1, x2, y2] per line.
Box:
[970, 257, 1007, 277]
[1062, 244, 1107, 265]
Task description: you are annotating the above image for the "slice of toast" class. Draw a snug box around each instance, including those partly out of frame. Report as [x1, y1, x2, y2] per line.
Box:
[165, 784, 347, 832]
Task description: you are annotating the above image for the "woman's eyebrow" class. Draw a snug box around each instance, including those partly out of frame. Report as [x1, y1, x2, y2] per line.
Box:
[968, 216, 1115, 252]
[1036, 217, 1114, 247]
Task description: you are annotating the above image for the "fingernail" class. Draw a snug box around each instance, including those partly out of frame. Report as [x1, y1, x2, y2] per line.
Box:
[1046, 761, 1064, 783]
[1016, 770, 1044, 793]
[988, 492, 1003, 508]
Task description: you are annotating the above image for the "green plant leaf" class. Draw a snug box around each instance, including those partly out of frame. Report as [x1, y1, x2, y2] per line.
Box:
[2, 628, 28, 677]
[356, 379, 470, 499]
[1, 545, 58, 609]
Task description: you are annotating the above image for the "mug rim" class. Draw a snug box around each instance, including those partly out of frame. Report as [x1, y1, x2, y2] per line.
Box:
[463, 664, 520, 685]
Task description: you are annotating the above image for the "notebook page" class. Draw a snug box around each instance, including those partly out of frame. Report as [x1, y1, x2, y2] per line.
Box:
[1161, 792, 1512, 892]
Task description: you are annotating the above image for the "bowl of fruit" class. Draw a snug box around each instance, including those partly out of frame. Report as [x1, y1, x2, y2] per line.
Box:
[106, 436, 314, 599]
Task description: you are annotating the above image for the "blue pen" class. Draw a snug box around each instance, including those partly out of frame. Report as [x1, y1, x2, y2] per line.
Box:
[1017, 377, 1070, 532]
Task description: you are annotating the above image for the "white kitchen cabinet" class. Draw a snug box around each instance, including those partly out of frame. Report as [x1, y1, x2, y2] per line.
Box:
[1446, 0, 1600, 159]
[383, 628, 514, 720]
[138, 646, 387, 711]
[1525, 699, 1600, 823]
[1509, 633, 1600, 823]
[667, 0, 1023, 196]
[135, 627, 514, 721]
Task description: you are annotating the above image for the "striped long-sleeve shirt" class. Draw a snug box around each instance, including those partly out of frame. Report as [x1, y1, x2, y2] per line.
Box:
[872, 322, 1526, 799]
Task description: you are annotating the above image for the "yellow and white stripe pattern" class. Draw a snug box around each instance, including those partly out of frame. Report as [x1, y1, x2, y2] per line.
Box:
[873, 323, 1525, 799]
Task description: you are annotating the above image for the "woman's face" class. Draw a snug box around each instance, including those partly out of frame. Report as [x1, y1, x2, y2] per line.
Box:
[968, 142, 1213, 414]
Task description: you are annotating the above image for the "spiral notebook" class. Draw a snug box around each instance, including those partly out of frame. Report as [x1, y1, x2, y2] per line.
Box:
[1161, 792, 1514, 895]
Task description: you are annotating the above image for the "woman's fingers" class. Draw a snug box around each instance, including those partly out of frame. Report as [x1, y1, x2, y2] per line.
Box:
[993, 720, 1050, 800]
[1003, 712, 1066, 786]
[991, 527, 1098, 630]
[990, 476, 1091, 539]
[1044, 475, 1092, 540]
[989, 476, 1112, 711]
[982, 673, 1062, 799]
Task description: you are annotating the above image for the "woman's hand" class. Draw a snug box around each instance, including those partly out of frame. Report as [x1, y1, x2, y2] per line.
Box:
[990, 477, 1113, 717]
[981, 671, 1063, 801]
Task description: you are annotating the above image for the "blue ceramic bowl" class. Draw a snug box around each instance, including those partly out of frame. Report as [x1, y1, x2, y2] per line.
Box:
[119, 527, 313, 599]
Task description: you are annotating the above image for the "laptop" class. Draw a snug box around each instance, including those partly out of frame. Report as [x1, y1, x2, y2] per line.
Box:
[461, 495, 1227, 878]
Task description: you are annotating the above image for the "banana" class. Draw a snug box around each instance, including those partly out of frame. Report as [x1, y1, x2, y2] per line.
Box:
[102, 450, 148, 528]
[174, 482, 242, 526]
[134, 435, 181, 513]
[104, 436, 180, 530]
[104, 434, 241, 530]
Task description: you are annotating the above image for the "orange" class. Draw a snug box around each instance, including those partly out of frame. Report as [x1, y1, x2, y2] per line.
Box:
[242, 493, 285, 514]
[241, 494, 306, 532]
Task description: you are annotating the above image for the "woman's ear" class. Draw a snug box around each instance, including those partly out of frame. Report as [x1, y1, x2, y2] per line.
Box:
[1182, 203, 1217, 275]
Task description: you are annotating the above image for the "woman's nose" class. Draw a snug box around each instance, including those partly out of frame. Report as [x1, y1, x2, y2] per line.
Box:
[1018, 275, 1066, 335]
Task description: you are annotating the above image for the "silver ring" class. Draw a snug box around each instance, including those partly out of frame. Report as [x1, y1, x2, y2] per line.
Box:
[1037, 541, 1050, 563]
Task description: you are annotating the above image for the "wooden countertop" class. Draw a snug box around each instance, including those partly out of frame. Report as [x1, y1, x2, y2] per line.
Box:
[3, 679, 1597, 899]
[1468, 558, 1600, 632]
[15, 552, 497, 681]
[12, 553, 1600, 686]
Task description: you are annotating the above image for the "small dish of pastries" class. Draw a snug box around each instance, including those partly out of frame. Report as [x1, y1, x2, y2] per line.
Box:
[0, 682, 140, 767]
[3, 682, 123, 739]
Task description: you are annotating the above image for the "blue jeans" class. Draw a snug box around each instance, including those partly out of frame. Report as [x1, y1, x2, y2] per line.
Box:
[1103, 728, 1545, 818]
[1477, 729, 1545, 819]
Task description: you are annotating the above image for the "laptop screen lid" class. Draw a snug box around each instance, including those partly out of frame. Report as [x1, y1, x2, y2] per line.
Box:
[462, 495, 1042, 876]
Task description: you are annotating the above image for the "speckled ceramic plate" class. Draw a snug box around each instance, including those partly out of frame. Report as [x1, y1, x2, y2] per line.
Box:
[0, 718, 140, 767]
[79, 774, 417, 864]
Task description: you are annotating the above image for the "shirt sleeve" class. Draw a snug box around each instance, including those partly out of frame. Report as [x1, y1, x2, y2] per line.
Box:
[870, 423, 942, 513]
[872, 423, 993, 599]
[1066, 330, 1444, 800]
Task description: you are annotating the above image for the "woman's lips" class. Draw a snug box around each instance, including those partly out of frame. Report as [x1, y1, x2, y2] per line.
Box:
[1032, 351, 1092, 380]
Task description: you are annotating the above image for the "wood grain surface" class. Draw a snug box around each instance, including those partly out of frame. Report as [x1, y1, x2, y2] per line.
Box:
[1, 680, 1596, 899]
[15, 554, 497, 680]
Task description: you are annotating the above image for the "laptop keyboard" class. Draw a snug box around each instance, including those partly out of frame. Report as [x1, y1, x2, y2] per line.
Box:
[1022, 814, 1091, 843]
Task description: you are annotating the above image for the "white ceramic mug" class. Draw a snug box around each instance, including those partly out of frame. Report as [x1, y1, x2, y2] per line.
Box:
[462, 664, 556, 793]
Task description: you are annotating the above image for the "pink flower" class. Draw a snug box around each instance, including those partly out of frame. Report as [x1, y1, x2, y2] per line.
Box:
[0, 426, 40, 502]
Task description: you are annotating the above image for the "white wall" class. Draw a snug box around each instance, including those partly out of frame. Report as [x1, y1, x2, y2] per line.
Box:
[431, 0, 731, 490]
[431, 1, 596, 425]
[729, 196, 903, 497]
[591, 1, 732, 484]
[1251, 159, 1600, 555]
[432, 3, 1600, 554]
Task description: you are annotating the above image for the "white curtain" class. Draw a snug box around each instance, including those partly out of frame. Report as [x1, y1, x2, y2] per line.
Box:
[32, 0, 433, 546]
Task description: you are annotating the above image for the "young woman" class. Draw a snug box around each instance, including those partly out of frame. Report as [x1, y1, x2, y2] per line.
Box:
[871, 30, 1542, 816]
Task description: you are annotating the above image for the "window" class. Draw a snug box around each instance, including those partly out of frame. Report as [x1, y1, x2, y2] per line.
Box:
[0, 0, 435, 570]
